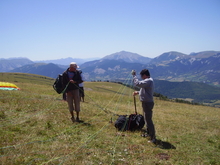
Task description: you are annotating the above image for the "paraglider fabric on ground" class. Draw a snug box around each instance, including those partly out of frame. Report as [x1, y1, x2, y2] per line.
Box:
[0, 82, 20, 91]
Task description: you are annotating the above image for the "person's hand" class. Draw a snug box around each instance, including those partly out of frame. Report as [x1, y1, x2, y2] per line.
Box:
[131, 70, 136, 76]
[70, 80, 76, 83]
[133, 91, 139, 96]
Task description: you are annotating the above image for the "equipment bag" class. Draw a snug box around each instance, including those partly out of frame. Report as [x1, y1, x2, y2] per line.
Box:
[114, 115, 128, 131]
[115, 96, 144, 131]
[53, 74, 64, 94]
[127, 114, 145, 131]
[115, 114, 145, 131]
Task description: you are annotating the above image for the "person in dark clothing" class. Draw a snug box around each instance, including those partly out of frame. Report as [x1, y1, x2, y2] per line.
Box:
[132, 69, 157, 143]
[62, 62, 83, 122]
[78, 70, 85, 102]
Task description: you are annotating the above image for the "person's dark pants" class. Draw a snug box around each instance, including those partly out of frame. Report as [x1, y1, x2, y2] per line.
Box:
[79, 87, 84, 100]
[142, 101, 155, 140]
[63, 93, 66, 101]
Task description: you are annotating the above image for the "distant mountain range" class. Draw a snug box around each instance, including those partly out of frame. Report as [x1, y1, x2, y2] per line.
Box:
[10, 63, 64, 78]
[0, 58, 34, 72]
[79, 51, 220, 86]
[1, 50, 220, 87]
[35, 57, 100, 65]
[150, 51, 188, 64]
[1, 50, 220, 105]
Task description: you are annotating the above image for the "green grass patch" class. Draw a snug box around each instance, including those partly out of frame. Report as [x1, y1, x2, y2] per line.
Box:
[0, 73, 219, 164]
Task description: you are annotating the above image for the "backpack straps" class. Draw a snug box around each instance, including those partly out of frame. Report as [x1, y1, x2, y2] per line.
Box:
[61, 81, 70, 94]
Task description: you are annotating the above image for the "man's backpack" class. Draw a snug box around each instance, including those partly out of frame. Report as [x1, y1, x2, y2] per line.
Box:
[115, 114, 145, 131]
[53, 74, 64, 94]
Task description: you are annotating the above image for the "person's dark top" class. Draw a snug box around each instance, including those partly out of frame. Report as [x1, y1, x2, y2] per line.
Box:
[62, 68, 83, 92]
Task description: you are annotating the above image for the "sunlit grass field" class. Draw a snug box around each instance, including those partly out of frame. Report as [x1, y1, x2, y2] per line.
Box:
[0, 73, 219, 164]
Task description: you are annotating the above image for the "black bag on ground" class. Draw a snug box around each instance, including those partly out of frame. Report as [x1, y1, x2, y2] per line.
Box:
[115, 114, 145, 131]
[127, 114, 145, 131]
[114, 115, 128, 131]
[53, 74, 64, 94]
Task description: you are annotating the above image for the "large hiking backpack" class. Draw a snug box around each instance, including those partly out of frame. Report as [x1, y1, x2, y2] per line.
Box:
[53, 74, 64, 94]
[115, 114, 145, 131]
[127, 114, 145, 131]
[114, 96, 145, 131]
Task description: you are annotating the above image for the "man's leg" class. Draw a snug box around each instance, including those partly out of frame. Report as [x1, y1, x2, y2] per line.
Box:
[142, 102, 155, 140]
[72, 89, 81, 121]
[63, 93, 66, 101]
[66, 91, 75, 122]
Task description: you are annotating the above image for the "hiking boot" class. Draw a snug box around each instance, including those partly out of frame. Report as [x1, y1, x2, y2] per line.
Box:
[76, 117, 80, 122]
[76, 117, 83, 123]
[71, 117, 75, 123]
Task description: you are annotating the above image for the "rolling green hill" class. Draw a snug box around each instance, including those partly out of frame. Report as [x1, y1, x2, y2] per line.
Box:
[0, 73, 219, 164]
[1, 72, 220, 107]
[0, 72, 54, 85]
[154, 80, 220, 105]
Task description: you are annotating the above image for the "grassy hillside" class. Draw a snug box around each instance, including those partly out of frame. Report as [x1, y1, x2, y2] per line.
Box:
[0, 72, 54, 86]
[154, 79, 220, 105]
[0, 73, 219, 164]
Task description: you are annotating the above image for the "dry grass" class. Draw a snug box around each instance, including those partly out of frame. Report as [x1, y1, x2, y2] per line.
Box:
[0, 76, 219, 164]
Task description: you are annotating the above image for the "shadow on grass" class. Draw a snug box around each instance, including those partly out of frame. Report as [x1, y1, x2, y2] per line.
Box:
[76, 120, 91, 126]
[140, 130, 176, 149]
[156, 140, 176, 149]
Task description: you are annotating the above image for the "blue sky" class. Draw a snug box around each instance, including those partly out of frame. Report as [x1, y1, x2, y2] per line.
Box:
[0, 0, 219, 61]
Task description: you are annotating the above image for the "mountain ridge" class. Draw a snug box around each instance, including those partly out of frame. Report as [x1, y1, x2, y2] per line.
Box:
[79, 51, 220, 86]
[35, 57, 101, 66]
[10, 63, 64, 78]
[101, 51, 151, 64]
[1, 50, 220, 86]
[0, 58, 34, 72]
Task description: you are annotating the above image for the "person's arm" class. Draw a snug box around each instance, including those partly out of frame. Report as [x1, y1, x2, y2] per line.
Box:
[81, 73, 85, 82]
[133, 75, 149, 88]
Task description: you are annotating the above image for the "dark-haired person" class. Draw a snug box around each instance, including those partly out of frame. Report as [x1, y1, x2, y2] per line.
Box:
[78, 70, 85, 102]
[62, 62, 83, 123]
[132, 69, 157, 143]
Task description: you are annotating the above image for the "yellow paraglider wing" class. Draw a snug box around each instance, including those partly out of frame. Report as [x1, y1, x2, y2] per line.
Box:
[0, 82, 20, 90]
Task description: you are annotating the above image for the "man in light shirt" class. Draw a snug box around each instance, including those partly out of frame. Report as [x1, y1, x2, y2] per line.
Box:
[132, 69, 156, 143]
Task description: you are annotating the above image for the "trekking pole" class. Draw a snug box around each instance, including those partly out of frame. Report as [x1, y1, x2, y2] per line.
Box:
[134, 96, 137, 115]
